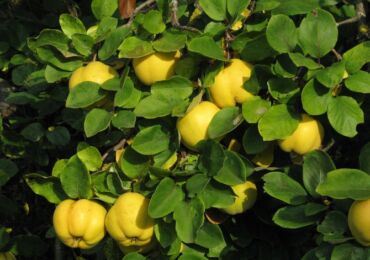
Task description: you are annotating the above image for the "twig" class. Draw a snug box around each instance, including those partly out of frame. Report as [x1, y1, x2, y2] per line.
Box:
[331, 48, 342, 61]
[101, 138, 127, 161]
[322, 138, 335, 152]
[122, 0, 156, 27]
[170, 0, 202, 33]
[337, 0, 366, 27]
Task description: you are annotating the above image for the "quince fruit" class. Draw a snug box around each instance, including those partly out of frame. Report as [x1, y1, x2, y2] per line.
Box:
[209, 59, 253, 108]
[278, 114, 324, 155]
[53, 199, 107, 249]
[177, 101, 220, 150]
[105, 192, 155, 250]
[133, 51, 181, 86]
[69, 61, 118, 89]
[348, 199, 370, 246]
[221, 181, 257, 215]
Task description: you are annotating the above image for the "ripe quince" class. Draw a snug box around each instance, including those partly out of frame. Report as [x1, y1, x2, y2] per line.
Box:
[221, 181, 257, 215]
[69, 61, 118, 89]
[53, 199, 107, 249]
[177, 101, 220, 150]
[209, 59, 253, 108]
[105, 192, 155, 251]
[348, 199, 370, 246]
[132, 51, 181, 86]
[278, 114, 324, 155]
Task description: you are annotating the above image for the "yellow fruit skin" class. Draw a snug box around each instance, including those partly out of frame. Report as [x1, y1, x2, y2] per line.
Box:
[209, 59, 253, 108]
[348, 199, 370, 246]
[53, 199, 107, 249]
[278, 114, 324, 155]
[177, 101, 220, 150]
[105, 192, 155, 248]
[133, 52, 180, 86]
[0, 252, 16, 260]
[68, 61, 118, 89]
[221, 181, 257, 215]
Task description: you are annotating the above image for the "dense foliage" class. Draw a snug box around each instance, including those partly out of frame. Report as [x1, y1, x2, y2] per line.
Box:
[0, 0, 370, 259]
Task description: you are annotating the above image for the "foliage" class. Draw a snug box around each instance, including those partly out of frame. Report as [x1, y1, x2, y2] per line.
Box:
[0, 0, 370, 259]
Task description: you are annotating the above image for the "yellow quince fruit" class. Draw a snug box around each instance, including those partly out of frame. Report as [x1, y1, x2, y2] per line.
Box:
[105, 192, 155, 250]
[53, 199, 107, 249]
[132, 51, 181, 86]
[348, 198, 370, 246]
[209, 59, 253, 108]
[69, 61, 118, 89]
[221, 181, 257, 215]
[177, 101, 220, 150]
[278, 114, 324, 155]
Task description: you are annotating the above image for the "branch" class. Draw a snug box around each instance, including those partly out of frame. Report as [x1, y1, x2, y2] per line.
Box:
[331, 48, 343, 61]
[170, 0, 202, 33]
[337, 0, 366, 27]
[101, 138, 127, 161]
[122, 0, 156, 27]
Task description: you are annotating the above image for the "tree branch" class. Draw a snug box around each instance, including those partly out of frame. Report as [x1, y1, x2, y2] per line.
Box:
[102, 138, 127, 161]
[331, 48, 343, 61]
[337, 0, 366, 27]
[122, 0, 156, 27]
[170, 0, 202, 33]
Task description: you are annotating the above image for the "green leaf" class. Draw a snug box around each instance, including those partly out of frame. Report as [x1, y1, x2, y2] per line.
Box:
[24, 173, 68, 204]
[263, 172, 308, 205]
[186, 174, 210, 198]
[21, 122, 45, 142]
[304, 202, 328, 216]
[148, 177, 184, 218]
[151, 76, 193, 99]
[36, 47, 83, 71]
[227, 0, 251, 18]
[344, 70, 370, 94]
[131, 125, 170, 155]
[122, 252, 146, 260]
[316, 168, 370, 200]
[199, 180, 234, 209]
[272, 54, 297, 78]
[343, 41, 370, 74]
[242, 125, 269, 154]
[11, 235, 47, 257]
[112, 110, 136, 129]
[52, 159, 68, 177]
[266, 14, 297, 53]
[331, 243, 368, 260]
[77, 142, 102, 171]
[66, 82, 106, 108]
[317, 211, 347, 240]
[208, 107, 243, 139]
[179, 252, 208, 260]
[188, 36, 226, 61]
[214, 151, 247, 186]
[5, 92, 40, 105]
[118, 37, 154, 58]
[72, 34, 94, 56]
[273, 205, 319, 229]
[258, 104, 299, 141]
[153, 30, 187, 52]
[240, 34, 276, 62]
[272, 0, 320, 15]
[98, 26, 131, 60]
[46, 126, 70, 146]
[119, 146, 149, 180]
[359, 142, 370, 174]
[327, 96, 364, 137]
[44, 65, 71, 83]
[0, 159, 18, 187]
[195, 222, 225, 249]
[197, 140, 225, 177]
[298, 9, 338, 58]
[316, 62, 345, 88]
[59, 14, 86, 38]
[255, 0, 280, 12]
[303, 150, 336, 198]
[242, 96, 271, 123]
[267, 78, 300, 103]
[288, 52, 323, 69]
[96, 17, 118, 41]
[28, 29, 69, 52]
[173, 197, 205, 243]
[91, 0, 118, 20]
[154, 221, 177, 248]
[60, 155, 93, 199]
[84, 108, 113, 138]
[114, 77, 142, 109]
[301, 79, 330, 116]
[143, 10, 166, 34]
[198, 0, 227, 21]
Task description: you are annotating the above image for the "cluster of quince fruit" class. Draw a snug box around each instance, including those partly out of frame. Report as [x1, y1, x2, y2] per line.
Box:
[53, 192, 155, 253]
